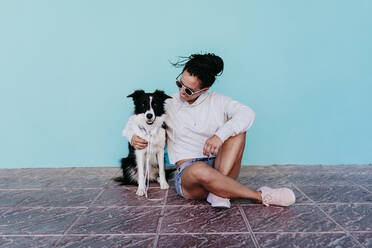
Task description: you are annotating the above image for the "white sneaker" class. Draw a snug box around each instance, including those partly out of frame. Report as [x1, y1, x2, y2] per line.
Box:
[257, 186, 296, 207]
[207, 192, 231, 208]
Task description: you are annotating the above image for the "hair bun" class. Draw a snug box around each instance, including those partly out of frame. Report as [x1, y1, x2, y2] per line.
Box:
[204, 53, 224, 76]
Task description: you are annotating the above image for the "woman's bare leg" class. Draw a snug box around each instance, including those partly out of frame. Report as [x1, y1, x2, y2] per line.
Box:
[181, 162, 262, 201]
[180, 133, 295, 206]
[214, 132, 246, 179]
[180, 132, 262, 201]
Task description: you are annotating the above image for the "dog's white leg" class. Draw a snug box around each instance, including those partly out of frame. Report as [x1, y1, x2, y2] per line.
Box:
[136, 151, 146, 196]
[157, 150, 169, 190]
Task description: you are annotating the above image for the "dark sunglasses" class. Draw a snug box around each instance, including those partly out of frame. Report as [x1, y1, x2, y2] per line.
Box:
[176, 74, 205, 96]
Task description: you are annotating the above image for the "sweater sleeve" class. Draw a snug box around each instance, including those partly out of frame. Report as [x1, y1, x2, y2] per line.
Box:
[214, 95, 256, 142]
[122, 116, 135, 142]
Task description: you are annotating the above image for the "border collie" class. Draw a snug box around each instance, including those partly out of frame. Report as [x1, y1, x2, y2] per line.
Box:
[115, 90, 173, 196]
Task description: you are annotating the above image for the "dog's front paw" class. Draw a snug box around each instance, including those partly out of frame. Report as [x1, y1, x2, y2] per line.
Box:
[136, 187, 146, 196]
[160, 181, 169, 190]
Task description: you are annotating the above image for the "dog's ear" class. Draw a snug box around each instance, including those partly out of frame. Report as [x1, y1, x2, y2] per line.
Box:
[127, 90, 145, 99]
[154, 90, 172, 100]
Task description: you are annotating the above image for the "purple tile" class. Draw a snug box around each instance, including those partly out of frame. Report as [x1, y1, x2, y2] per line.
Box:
[321, 204, 372, 231]
[92, 188, 166, 206]
[274, 165, 329, 174]
[64, 167, 120, 177]
[0, 168, 72, 178]
[58, 235, 155, 248]
[298, 185, 372, 203]
[290, 187, 313, 204]
[0, 190, 35, 207]
[286, 173, 350, 185]
[242, 205, 341, 232]
[351, 232, 372, 248]
[232, 197, 259, 205]
[0, 177, 52, 189]
[14, 189, 101, 207]
[345, 174, 372, 185]
[255, 233, 360, 248]
[365, 185, 372, 193]
[322, 165, 372, 175]
[67, 207, 161, 234]
[161, 206, 247, 233]
[157, 234, 255, 248]
[239, 166, 279, 175]
[0, 236, 61, 248]
[0, 208, 85, 234]
[46, 176, 110, 188]
[238, 173, 292, 188]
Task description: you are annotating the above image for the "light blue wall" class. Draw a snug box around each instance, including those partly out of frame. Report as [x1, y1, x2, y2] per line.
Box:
[1, 0, 371, 168]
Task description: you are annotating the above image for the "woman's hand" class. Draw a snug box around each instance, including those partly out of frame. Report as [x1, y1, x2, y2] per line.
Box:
[130, 135, 148, 150]
[203, 135, 223, 157]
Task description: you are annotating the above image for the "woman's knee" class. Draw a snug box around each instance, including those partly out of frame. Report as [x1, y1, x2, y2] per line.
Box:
[189, 162, 214, 184]
[230, 132, 246, 144]
[222, 132, 246, 153]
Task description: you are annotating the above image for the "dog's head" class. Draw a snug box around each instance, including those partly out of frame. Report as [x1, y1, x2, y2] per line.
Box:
[127, 90, 172, 125]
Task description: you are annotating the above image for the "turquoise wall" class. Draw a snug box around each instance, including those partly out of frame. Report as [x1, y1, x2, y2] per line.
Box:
[1, 0, 371, 168]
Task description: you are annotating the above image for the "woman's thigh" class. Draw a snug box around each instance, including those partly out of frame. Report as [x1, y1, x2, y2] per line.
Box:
[214, 132, 246, 179]
[180, 162, 213, 200]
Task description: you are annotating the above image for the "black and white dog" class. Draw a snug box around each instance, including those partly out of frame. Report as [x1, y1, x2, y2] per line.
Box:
[115, 90, 173, 196]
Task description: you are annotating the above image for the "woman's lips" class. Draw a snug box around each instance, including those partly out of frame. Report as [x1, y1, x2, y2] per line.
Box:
[180, 94, 188, 101]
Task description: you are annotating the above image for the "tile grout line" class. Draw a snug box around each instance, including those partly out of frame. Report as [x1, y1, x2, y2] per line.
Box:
[2, 202, 372, 210]
[153, 189, 169, 248]
[54, 187, 106, 246]
[315, 206, 366, 248]
[291, 183, 317, 204]
[355, 184, 372, 194]
[0, 183, 365, 191]
[2, 230, 372, 237]
[238, 205, 260, 248]
[344, 177, 372, 194]
[293, 183, 367, 248]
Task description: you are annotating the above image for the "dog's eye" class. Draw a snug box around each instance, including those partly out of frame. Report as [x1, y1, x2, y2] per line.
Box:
[142, 104, 145, 107]
[153, 103, 157, 107]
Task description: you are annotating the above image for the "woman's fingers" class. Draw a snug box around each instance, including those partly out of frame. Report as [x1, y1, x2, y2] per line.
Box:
[135, 135, 147, 144]
[203, 143, 216, 156]
[204, 144, 210, 156]
[213, 147, 219, 156]
[131, 135, 148, 150]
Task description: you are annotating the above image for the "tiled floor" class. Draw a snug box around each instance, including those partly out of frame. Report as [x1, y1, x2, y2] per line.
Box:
[0, 165, 372, 248]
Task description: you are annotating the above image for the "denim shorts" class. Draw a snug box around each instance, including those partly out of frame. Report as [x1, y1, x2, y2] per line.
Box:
[174, 157, 215, 198]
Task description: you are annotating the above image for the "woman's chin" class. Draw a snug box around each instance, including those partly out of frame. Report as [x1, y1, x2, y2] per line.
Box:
[180, 94, 187, 102]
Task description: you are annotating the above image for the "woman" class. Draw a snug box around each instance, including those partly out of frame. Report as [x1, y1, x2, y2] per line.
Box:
[125, 53, 295, 208]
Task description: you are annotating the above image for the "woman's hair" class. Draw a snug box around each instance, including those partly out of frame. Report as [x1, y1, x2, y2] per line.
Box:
[171, 53, 224, 88]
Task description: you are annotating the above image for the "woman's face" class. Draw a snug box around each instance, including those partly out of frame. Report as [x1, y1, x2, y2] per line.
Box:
[178, 70, 208, 104]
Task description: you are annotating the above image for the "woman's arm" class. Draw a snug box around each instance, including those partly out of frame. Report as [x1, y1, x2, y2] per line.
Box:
[214, 94, 256, 143]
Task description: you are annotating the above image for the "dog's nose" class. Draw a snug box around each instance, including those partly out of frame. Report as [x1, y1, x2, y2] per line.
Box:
[146, 113, 153, 119]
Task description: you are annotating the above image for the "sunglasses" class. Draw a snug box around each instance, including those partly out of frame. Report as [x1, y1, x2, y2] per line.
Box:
[176, 73, 205, 96]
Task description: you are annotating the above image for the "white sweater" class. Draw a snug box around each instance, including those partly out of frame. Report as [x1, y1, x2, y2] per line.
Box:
[122, 91, 255, 164]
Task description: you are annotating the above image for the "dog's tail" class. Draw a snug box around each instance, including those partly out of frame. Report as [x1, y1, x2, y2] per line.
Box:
[113, 157, 138, 185]
[165, 166, 177, 181]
